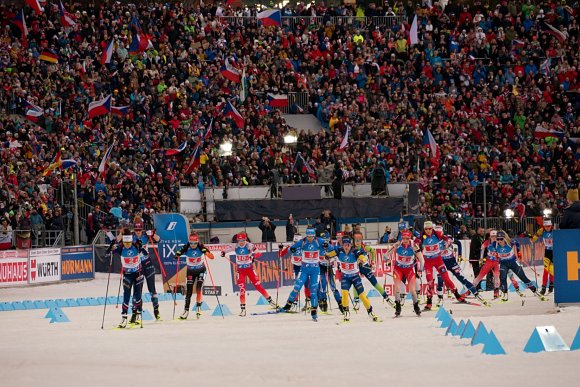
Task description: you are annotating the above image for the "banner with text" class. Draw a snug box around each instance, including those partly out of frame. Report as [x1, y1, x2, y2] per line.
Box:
[554, 229, 580, 304]
[153, 213, 190, 291]
[61, 246, 94, 281]
[0, 250, 29, 287]
[29, 248, 61, 284]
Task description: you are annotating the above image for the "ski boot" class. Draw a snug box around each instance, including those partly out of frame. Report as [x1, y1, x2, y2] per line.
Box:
[384, 296, 395, 308]
[118, 315, 128, 328]
[280, 301, 292, 313]
[493, 289, 500, 299]
[239, 304, 246, 317]
[311, 307, 318, 322]
[454, 289, 466, 303]
[515, 287, 525, 297]
[153, 306, 161, 321]
[301, 298, 311, 312]
[266, 296, 278, 309]
[423, 296, 433, 311]
[353, 297, 360, 311]
[342, 306, 350, 322]
[474, 292, 490, 306]
[501, 292, 509, 302]
[367, 306, 379, 322]
[436, 295, 444, 308]
[319, 299, 328, 313]
[291, 301, 299, 312]
[400, 294, 407, 306]
[129, 310, 138, 324]
[133, 311, 142, 325]
[548, 284, 554, 294]
[539, 286, 547, 296]
[195, 302, 202, 319]
[179, 309, 189, 320]
[338, 303, 345, 314]
[395, 301, 401, 317]
[413, 301, 421, 316]
[447, 289, 452, 299]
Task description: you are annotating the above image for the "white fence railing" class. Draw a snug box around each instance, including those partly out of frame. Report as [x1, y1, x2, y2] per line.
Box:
[217, 15, 405, 28]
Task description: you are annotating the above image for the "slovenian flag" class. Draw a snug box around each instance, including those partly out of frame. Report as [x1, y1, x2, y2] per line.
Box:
[220, 58, 241, 82]
[98, 143, 115, 177]
[88, 95, 111, 118]
[101, 39, 114, 65]
[267, 93, 289, 108]
[183, 142, 202, 175]
[11, 9, 28, 38]
[111, 105, 129, 116]
[257, 9, 281, 27]
[166, 141, 188, 156]
[39, 49, 58, 63]
[59, 1, 76, 28]
[25, 0, 44, 15]
[534, 126, 565, 139]
[224, 101, 244, 128]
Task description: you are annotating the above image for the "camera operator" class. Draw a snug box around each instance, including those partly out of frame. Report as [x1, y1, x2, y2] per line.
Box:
[259, 216, 277, 242]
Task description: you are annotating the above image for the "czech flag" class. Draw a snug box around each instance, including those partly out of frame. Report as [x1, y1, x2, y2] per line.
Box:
[204, 118, 213, 141]
[39, 49, 58, 64]
[267, 93, 289, 108]
[101, 39, 114, 65]
[224, 101, 244, 128]
[111, 105, 129, 116]
[220, 58, 241, 82]
[534, 127, 565, 140]
[11, 9, 28, 38]
[88, 95, 112, 118]
[422, 128, 440, 169]
[24, 100, 43, 113]
[166, 141, 188, 156]
[183, 142, 202, 175]
[129, 33, 153, 54]
[98, 143, 115, 177]
[59, 1, 76, 28]
[25, 0, 44, 15]
[257, 9, 281, 27]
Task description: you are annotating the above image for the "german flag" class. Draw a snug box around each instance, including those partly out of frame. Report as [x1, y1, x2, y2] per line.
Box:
[39, 49, 58, 64]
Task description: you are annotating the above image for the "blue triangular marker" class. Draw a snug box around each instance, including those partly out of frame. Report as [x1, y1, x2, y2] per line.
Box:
[471, 322, 489, 346]
[435, 306, 444, 319]
[49, 312, 70, 323]
[524, 328, 545, 353]
[256, 296, 269, 305]
[437, 308, 450, 322]
[45, 307, 63, 319]
[455, 320, 466, 337]
[440, 312, 452, 329]
[143, 293, 152, 303]
[1, 302, 14, 311]
[56, 299, 68, 307]
[66, 298, 79, 307]
[461, 320, 476, 339]
[200, 301, 211, 311]
[482, 330, 506, 355]
[175, 293, 184, 301]
[77, 298, 89, 307]
[141, 309, 154, 321]
[45, 299, 57, 308]
[367, 289, 380, 297]
[23, 300, 35, 310]
[33, 300, 47, 309]
[212, 304, 232, 316]
[446, 319, 458, 336]
[571, 326, 580, 351]
[11, 301, 25, 310]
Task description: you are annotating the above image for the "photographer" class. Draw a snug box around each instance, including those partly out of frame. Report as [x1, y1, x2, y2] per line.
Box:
[259, 217, 277, 242]
[286, 214, 297, 242]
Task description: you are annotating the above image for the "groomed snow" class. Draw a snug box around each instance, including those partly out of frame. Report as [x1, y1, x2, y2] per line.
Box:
[1, 269, 578, 387]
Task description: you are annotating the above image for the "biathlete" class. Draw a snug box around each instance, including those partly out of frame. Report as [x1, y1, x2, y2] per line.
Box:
[318, 232, 342, 312]
[391, 230, 424, 316]
[222, 232, 277, 316]
[279, 235, 312, 312]
[175, 233, 214, 319]
[532, 219, 554, 295]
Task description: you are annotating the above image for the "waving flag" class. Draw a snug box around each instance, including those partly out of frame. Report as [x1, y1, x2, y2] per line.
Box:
[409, 15, 418, 45]
[339, 125, 350, 151]
[39, 49, 58, 64]
[59, 1, 76, 27]
[224, 101, 244, 128]
[98, 143, 114, 177]
[267, 93, 289, 108]
[60, 159, 78, 170]
[257, 9, 281, 27]
[101, 39, 114, 65]
[240, 68, 247, 102]
[42, 151, 61, 177]
[124, 169, 139, 181]
[220, 58, 241, 82]
[534, 126, 565, 139]
[111, 105, 129, 116]
[129, 33, 153, 54]
[11, 9, 28, 38]
[25, 0, 44, 15]
[25, 108, 43, 122]
[204, 118, 214, 141]
[541, 22, 568, 43]
[166, 141, 188, 156]
[422, 128, 438, 157]
[88, 95, 111, 118]
[183, 143, 202, 175]
[540, 58, 551, 76]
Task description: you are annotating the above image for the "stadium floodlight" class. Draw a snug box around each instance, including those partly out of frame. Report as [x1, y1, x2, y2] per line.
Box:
[219, 141, 233, 156]
[283, 133, 298, 144]
[504, 208, 515, 219]
[543, 208, 552, 217]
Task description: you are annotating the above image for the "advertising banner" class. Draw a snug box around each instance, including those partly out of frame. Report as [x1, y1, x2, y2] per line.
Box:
[153, 213, 190, 292]
[61, 246, 94, 281]
[29, 248, 61, 284]
[553, 229, 580, 304]
[0, 250, 28, 287]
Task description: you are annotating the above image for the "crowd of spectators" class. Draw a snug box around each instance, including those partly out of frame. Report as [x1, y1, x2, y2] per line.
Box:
[0, 0, 579, 247]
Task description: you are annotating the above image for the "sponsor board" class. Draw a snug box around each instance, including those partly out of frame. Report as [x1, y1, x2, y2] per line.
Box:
[61, 246, 94, 280]
[202, 285, 222, 296]
[29, 248, 61, 284]
[0, 250, 28, 287]
[554, 230, 580, 304]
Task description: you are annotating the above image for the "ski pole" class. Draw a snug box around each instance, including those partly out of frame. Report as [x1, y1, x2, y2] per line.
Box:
[275, 249, 281, 308]
[204, 256, 225, 319]
[147, 233, 176, 306]
[115, 267, 123, 308]
[172, 254, 180, 320]
[101, 250, 114, 330]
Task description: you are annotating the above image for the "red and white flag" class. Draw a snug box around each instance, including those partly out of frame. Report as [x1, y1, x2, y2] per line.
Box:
[101, 39, 114, 65]
[25, 0, 44, 15]
[98, 143, 114, 177]
[339, 125, 350, 150]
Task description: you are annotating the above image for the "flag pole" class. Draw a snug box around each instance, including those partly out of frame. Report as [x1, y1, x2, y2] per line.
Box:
[73, 166, 79, 245]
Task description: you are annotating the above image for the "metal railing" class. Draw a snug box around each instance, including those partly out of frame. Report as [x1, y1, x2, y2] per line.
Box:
[441, 216, 563, 238]
[217, 15, 404, 29]
[0, 229, 65, 250]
